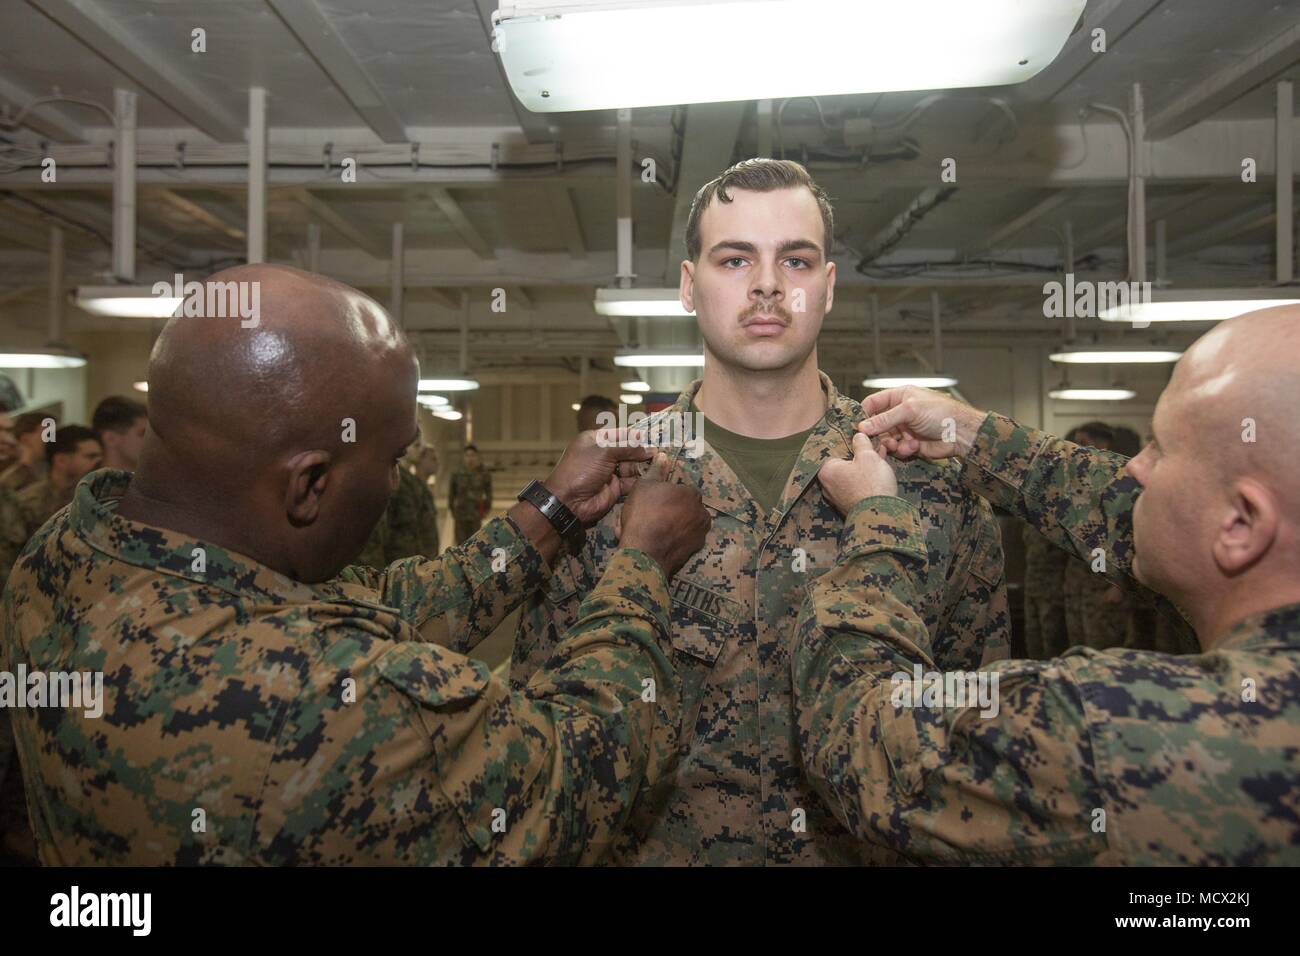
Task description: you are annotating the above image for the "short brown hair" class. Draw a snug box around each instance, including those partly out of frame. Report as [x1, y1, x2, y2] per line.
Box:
[685, 158, 834, 262]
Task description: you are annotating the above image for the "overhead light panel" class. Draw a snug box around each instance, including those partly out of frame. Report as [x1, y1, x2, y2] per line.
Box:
[595, 288, 692, 317]
[0, 347, 87, 369]
[1050, 346, 1183, 364]
[1049, 386, 1137, 401]
[861, 374, 959, 389]
[619, 393, 644, 405]
[495, 0, 1086, 112]
[75, 285, 182, 319]
[433, 408, 464, 421]
[417, 394, 451, 408]
[1099, 289, 1300, 324]
[620, 380, 651, 392]
[419, 378, 480, 392]
[613, 351, 705, 367]
[133, 381, 149, 392]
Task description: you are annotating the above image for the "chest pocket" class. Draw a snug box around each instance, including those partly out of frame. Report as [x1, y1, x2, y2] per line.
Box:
[669, 576, 742, 743]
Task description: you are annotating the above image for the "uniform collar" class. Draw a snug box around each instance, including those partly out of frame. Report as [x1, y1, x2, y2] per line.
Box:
[1216, 603, 1300, 651]
[71, 469, 355, 606]
[654, 370, 862, 526]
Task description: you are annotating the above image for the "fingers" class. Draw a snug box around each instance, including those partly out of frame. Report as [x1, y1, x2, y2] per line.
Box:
[860, 388, 907, 417]
[858, 403, 911, 438]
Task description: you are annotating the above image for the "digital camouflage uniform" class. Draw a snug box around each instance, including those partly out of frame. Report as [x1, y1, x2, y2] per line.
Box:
[0, 474, 71, 860]
[793, 412, 1299, 864]
[14, 476, 75, 539]
[356, 467, 441, 568]
[0, 458, 43, 492]
[512, 373, 1009, 865]
[1020, 521, 1068, 659]
[1, 470, 681, 865]
[450, 464, 492, 545]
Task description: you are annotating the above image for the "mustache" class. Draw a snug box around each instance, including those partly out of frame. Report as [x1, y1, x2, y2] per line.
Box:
[739, 300, 794, 325]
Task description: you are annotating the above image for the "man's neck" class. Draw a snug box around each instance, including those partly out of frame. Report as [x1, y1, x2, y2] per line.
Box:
[19, 447, 41, 469]
[1194, 575, 1300, 651]
[694, 352, 825, 439]
[103, 451, 132, 471]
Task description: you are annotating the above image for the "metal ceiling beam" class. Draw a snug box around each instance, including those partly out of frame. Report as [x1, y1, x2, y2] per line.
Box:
[151, 189, 246, 244]
[548, 185, 587, 259]
[1074, 184, 1219, 254]
[663, 101, 747, 282]
[265, 0, 408, 143]
[1015, 0, 1165, 102]
[472, 0, 552, 144]
[967, 190, 1069, 255]
[1168, 201, 1291, 256]
[1147, 19, 1300, 139]
[26, 0, 244, 142]
[0, 76, 86, 141]
[428, 189, 495, 259]
[289, 188, 388, 259]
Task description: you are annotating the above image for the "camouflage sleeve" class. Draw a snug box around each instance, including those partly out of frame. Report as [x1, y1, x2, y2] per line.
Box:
[341, 514, 550, 655]
[258, 547, 679, 865]
[932, 480, 1010, 669]
[958, 412, 1193, 641]
[793, 496, 1107, 865]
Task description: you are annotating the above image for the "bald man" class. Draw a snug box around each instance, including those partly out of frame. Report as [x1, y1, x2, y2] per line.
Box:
[1, 264, 711, 865]
[792, 307, 1300, 865]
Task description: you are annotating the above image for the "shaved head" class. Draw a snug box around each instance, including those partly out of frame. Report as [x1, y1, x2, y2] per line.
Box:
[1126, 305, 1300, 639]
[121, 264, 420, 582]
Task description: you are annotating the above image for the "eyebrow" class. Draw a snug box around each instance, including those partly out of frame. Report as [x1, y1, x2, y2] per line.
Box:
[708, 238, 823, 258]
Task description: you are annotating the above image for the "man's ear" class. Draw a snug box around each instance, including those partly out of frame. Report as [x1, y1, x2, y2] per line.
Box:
[1212, 477, 1278, 575]
[680, 259, 695, 313]
[284, 450, 332, 527]
[824, 260, 836, 314]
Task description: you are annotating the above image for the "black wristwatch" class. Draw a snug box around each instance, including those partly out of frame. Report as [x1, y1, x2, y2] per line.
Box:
[517, 480, 585, 553]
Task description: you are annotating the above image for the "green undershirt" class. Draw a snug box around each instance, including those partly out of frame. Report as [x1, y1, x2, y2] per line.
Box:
[692, 402, 820, 514]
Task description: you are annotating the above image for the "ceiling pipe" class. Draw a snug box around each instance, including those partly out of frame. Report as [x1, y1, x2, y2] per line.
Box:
[1278, 80, 1294, 284]
[247, 87, 268, 264]
[112, 88, 136, 281]
[615, 107, 634, 289]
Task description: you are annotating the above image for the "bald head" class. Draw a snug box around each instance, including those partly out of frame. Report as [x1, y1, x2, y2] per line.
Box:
[1126, 305, 1300, 641]
[123, 265, 421, 582]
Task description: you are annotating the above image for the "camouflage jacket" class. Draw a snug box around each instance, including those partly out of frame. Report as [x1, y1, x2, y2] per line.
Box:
[0, 459, 43, 492]
[793, 412, 1299, 865]
[512, 373, 1009, 865]
[356, 467, 441, 568]
[1, 470, 680, 865]
[449, 466, 492, 521]
[15, 476, 75, 537]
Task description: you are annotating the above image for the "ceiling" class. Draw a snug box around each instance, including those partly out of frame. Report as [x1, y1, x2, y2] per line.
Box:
[1, 0, 1298, 373]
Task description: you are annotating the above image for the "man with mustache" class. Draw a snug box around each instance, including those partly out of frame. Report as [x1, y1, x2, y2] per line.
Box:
[512, 159, 1009, 865]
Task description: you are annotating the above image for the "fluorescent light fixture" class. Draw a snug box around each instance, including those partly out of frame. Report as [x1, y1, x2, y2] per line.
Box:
[433, 408, 464, 421]
[571, 402, 581, 411]
[75, 285, 182, 318]
[1099, 288, 1300, 323]
[417, 394, 451, 408]
[418, 378, 480, 392]
[133, 381, 149, 392]
[613, 352, 705, 367]
[620, 380, 651, 392]
[1049, 346, 1183, 364]
[0, 347, 87, 369]
[594, 288, 692, 317]
[861, 374, 959, 389]
[619, 393, 644, 405]
[1049, 386, 1137, 401]
[495, 0, 1086, 112]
